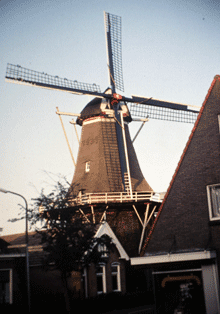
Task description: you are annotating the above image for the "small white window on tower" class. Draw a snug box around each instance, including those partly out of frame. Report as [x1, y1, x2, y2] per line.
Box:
[85, 161, 90, 173]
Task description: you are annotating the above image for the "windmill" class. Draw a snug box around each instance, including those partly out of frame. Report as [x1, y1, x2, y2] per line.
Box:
[5, 12, 199, 255]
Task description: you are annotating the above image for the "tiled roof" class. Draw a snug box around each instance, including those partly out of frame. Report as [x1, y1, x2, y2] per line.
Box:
[1, 231, 41, 246]
[1, 232, 45, 266]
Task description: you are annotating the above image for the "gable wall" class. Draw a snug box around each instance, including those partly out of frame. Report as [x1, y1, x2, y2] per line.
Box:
[143, 76, 220, 255]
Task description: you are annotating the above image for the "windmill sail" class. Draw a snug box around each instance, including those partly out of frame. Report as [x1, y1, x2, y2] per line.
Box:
[129, 97, 199, 123]
[104, 12, 124, 93]
[5, 63, 102, 96]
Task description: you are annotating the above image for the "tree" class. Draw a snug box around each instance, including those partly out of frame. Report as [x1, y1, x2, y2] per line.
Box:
[14, 178, 112, 313]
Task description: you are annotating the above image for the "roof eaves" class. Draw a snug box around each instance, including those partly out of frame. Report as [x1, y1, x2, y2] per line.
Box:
[140, 75, 220, 257]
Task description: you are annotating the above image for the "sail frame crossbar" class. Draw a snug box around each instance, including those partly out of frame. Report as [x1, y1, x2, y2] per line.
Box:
[5, 63, 101, 93]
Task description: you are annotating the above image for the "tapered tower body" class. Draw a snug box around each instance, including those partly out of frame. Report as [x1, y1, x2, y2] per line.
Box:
[68, 97, 152, 199]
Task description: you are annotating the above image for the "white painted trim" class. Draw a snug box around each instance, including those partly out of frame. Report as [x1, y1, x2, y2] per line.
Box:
[9, 269, 13, 304]
[96, 263, 106, 294]
[0, 253, 25, 258]
[212, 262, 220, 312]
[131, 251, 216, 265]
[83, 116, 115, 125]
[111, 262, 121, 292]
[202, 263, 220, 314]
[152, 268, 202, 275]
[206, 184, 220, 221]
[95, 222, 129, 261]
[82, 267, 88, 298]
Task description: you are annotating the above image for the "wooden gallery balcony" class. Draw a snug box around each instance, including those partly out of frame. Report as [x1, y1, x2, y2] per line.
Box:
[68, 191, 165, 206]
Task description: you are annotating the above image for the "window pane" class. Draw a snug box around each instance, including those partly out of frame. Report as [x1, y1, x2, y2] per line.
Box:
[111, 266, 117, 273]
[0, 270, 9, 283]
[0, 283, 9, 304]
[211, 186, 220, 217]
[85, 162, 90, 172]
[96, 266, 103, 274]
[97, 275, 103, 293]
[0, 271, 10, 304]
[112, 274, 118, 291]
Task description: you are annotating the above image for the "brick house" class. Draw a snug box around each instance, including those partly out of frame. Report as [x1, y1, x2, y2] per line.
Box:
[0, 221, 131, 308]
[131, 75, 220, 313]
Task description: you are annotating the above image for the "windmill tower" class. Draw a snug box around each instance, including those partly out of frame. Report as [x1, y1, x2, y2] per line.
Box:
[68, 96, 152, 197]
[5, 12, 199, 255]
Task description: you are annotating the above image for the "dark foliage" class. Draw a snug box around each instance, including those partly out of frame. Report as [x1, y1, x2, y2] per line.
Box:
[10, 178, 112, 313]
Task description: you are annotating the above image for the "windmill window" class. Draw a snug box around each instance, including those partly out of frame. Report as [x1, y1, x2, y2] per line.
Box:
[111, 263, 121, 292]
[85, 161, 90, 173]
[96, 263, 106, 294]
[207, 184, 220, 220]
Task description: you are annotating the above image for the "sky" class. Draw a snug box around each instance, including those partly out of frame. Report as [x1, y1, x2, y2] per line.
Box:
[0, 0, 220, 235]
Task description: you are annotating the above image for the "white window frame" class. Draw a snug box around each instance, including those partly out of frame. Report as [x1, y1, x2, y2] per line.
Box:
[0, 269, 13, 304]
[96, 263, 106, 294]
[98, 243, 108, 259]
[218, 115, 220, 133]
[207, 183, 220, 221]
[85, 161, 90, 173]
[111, 262, 121, 292]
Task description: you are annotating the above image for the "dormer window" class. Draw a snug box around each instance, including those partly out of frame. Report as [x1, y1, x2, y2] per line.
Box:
[85, 161, 90, 173]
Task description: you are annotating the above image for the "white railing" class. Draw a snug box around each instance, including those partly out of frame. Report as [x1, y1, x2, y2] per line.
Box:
[68, 191, 164, 206]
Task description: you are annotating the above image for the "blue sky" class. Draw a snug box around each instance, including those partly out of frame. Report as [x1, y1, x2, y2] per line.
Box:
[1, 0, 220, 235]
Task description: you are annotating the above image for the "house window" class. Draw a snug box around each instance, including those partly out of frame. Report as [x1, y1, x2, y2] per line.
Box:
[85, 161, 90, 173]
[111, 263, 121, 292]
[0, 269, 12, 304]
[98, 243, 108, 259]
[207, 184, 220, 220]
[96, 263, 106, 294]
[218, 115, 220, 133]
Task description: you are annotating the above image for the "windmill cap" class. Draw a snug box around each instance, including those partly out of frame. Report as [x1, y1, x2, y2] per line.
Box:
[76, 97, 132, 125]
[76, 98, 108, 125]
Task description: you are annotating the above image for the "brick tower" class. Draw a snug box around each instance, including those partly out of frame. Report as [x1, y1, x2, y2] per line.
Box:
[67, 97, 161, 257]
